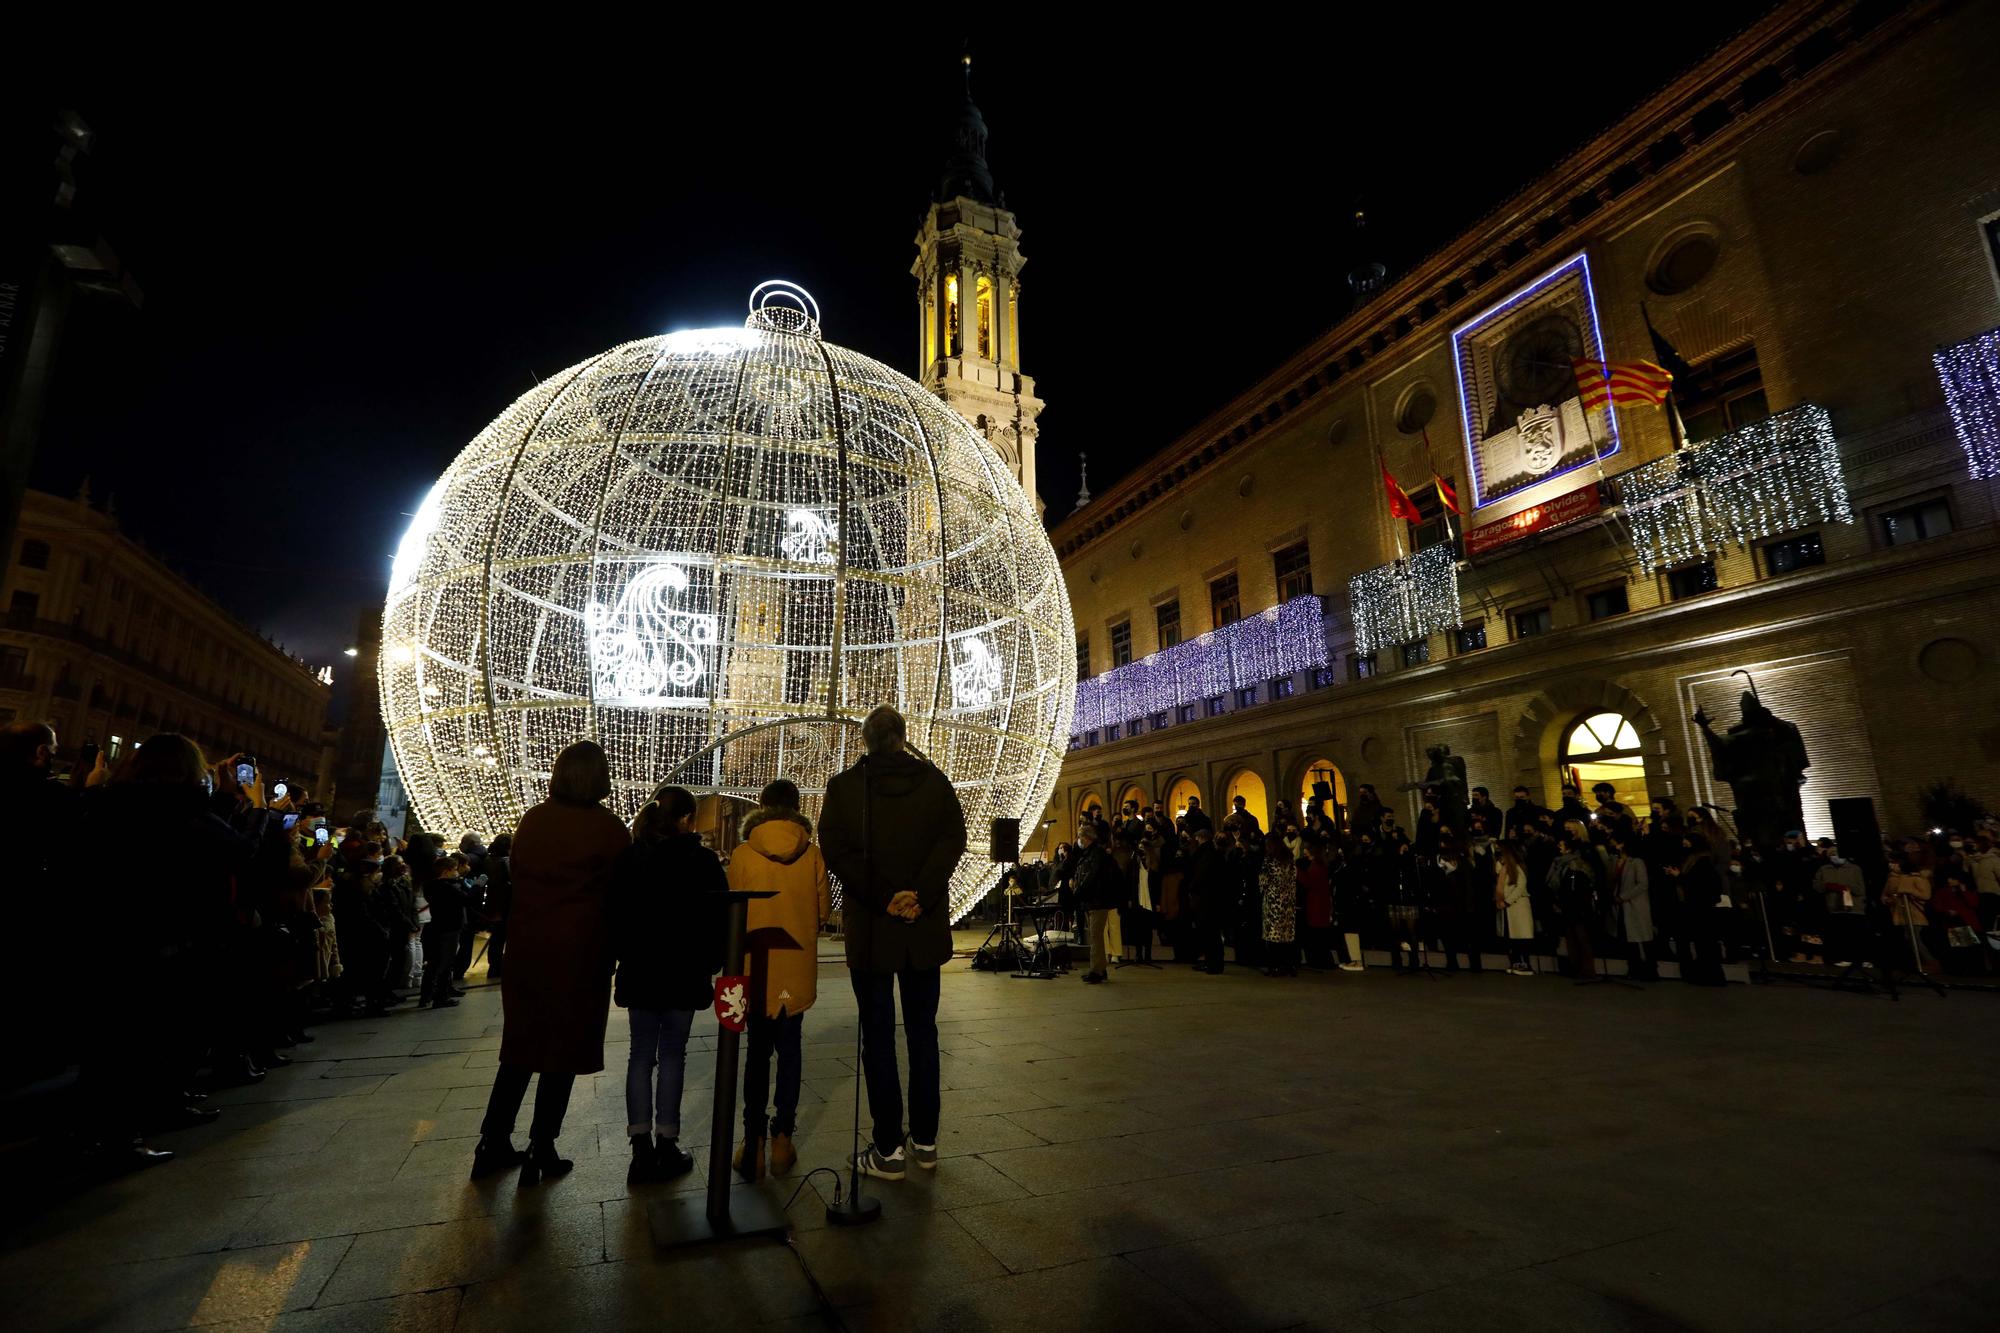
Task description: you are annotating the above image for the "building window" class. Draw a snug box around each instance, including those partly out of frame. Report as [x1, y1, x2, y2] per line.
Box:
[1272, 542, 1312, 601]
[1084, 730, 1099, 747]
[1235, 685, 1259, 708]
[1155, 599, 1181, 649]
[8, 590, 38, 622]
[1408, 478, 1459, 554]
[1400, 639, 1430, 669]
[1204, 694, 1226, 718]
[1348, 653, 1377, 681]
[1271, 676, 1295, 700]
[1761, 531, 1825, 575]
[1310, 666, 1336, 689]
[81, 556, 96, 585]
[1678, 344, 1768, 444]
[1666, 560, 1718, 601]
[1075, 634, 1090, 680]
[1176, 703, 1197, 724]
[1108, 619, 1132, 669]
[1105, 722, 1121, 742]
[0, 648, 26, 686]
[1512, 605, 1552, 639]
[1455, 621, 1487, 654]
[1585, 584, 1629, 620]
[1152, 709, 1171, 730]
[1209, 573, 1240, 629]
[1559, 711, 1650, 811]
[18, 540, 50, 570]
[1876, 497, 1952, 547]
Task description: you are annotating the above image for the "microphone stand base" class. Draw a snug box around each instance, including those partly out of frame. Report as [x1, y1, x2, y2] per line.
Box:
[826, 1192, 883, 1227]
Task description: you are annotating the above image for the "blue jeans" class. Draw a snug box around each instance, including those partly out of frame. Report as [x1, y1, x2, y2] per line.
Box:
[850, 967, 941, 1155]
[742, 1010, 805, 1137]
[625, 1008, 695, 1138]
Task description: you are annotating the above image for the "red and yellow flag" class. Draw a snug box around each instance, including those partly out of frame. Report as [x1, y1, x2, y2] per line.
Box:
[1432, 472, 1461, 516]
[1573, 358, 1673, 410]
[1381, 463, 1422, 522]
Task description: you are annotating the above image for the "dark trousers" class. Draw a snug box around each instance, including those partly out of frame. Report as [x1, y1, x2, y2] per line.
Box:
[481, 1062, 576, 1143]
[851, 967, 940, 1155]
[1303, 924, 1334, 969]
[742, 1010, 805, 1137]
[452, 927, 476, 980]
[420, 926, 459, 1003]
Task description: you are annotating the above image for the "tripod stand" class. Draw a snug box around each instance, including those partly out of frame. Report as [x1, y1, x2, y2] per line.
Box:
[1886, 899, 1948, 1000]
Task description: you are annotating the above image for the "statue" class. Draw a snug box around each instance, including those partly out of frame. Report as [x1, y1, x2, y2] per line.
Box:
[1692, 673, 1809, 852]
[1399, 742, 1469, 838]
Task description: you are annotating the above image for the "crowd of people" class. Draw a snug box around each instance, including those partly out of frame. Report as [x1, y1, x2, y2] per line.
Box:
[1030, 777, 2000, 989]
[0, 720, 510, 1172]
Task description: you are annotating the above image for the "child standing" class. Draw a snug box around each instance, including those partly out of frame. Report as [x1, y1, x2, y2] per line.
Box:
[730, 779, 831, 1181]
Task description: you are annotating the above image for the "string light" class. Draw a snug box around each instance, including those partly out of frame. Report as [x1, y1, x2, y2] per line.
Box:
[381, 282, 1073, 923]
[1935, 326, 2000, 480]
[1074, 594, 1330, 727]
[1620, 403, 1850, 572]
[1348, 546, 1461, 655]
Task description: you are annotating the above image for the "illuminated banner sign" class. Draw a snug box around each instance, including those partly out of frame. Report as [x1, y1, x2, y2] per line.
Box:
[1463, 483, 1602, 558]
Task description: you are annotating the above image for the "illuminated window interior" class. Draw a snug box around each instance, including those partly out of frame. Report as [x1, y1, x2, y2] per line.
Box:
[945, 274, 960, 356]
[1224, 768, 1270, 832]
[1559, 711, 1650, 810]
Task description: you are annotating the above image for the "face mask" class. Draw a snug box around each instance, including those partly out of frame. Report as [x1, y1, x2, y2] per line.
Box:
[1728, 863, 1742, 874]
[1949, 840, 1963, 850]
[1829, 856, 1846, 867]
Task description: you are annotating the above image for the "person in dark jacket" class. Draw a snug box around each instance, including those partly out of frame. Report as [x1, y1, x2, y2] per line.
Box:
[473, 741, 631, 1185]
[1502, 785, 1544, 842]
[1180, 827, 1230, 972]
[1070, 821, 1118, 983]
[610, 785, 725, 1182]
[1, 722, 79, 1089]
[482, 832, 514, 979]
[819, 706, 967, 1181]
[420, 856, 469, 1009]
[78, 734, 253, 1166]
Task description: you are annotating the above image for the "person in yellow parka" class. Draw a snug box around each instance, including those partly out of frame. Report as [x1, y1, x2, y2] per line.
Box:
[731, 778, 831, 1182]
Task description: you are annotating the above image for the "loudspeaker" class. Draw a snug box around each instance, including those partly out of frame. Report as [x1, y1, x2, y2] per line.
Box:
[989, 817, 1020, 864]
[1827, 797, 1882, 863]
[1311, 781, 1333, 802]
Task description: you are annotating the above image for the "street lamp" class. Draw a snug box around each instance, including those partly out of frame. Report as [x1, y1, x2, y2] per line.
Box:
[343, 647, 359, 657]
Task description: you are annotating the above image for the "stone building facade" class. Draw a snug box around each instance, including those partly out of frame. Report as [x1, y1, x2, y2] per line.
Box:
[1, 487, 334, 790]
[1050, 0, 2000, 846]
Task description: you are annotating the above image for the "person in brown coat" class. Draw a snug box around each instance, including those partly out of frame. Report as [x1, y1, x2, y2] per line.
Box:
[471, 741, 631, 1184]
[729, 778, 831, 1182]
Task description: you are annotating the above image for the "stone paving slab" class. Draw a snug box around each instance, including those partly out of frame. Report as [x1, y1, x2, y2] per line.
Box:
[4, 942, 1998, 1331]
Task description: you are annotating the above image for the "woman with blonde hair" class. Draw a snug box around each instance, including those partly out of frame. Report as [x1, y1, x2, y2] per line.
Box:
[472, 740, 631, 1183]
[1495, 840, 1535, 975]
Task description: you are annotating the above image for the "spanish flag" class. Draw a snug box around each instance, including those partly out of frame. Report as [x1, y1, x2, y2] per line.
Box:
[1432, 472, 1461, 516]
[1573, 358, 1674, 410]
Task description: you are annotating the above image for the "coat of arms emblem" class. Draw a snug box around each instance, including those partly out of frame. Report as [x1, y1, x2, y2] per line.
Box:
[1518, 404, 1563, 474]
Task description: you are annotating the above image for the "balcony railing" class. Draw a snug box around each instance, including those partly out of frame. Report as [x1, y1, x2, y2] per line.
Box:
[1072, 594, 1330, 743]
[1617, 402, 1851, 573]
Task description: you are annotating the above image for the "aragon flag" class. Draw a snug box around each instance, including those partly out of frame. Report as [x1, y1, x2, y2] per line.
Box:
[1381, 463, 1422, 522]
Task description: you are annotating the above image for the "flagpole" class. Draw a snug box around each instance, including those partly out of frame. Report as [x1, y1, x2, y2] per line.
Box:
[1578, 361, 1642, 565]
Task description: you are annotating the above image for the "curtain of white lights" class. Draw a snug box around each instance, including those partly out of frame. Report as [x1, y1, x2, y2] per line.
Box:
[380, 286, 1075, 922]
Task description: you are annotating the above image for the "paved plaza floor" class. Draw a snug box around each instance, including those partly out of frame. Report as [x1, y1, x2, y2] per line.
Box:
[4, 938, 1997, 1332]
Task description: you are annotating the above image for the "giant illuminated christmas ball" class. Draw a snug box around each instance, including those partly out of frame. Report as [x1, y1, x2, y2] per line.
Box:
[380, 283, 1075, 920]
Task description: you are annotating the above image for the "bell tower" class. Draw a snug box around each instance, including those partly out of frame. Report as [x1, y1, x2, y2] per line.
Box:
[913, 55, 1045, 512]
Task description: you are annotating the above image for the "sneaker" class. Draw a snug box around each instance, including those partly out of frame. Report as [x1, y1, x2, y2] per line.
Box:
[1338, 961, 1364, 972]
[853, 1144, 906, 1180]
[906, 1138, 938, 1171]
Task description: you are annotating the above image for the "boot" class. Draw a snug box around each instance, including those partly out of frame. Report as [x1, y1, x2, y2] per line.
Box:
[518, 1138, 572, 1186]
[655, 1138, 694, 1177]
[768, 1132, 797, 1176]
[626, 1134, 657, 1184]
[733, 1134, 765, 1183]
[469, 1136, 525, 1180]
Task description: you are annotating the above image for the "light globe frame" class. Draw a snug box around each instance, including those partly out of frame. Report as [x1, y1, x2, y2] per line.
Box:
[380, 283, 1074, 921]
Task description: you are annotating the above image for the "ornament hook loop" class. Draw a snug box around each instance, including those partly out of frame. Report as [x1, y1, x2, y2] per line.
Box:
[747, 280, 822, 338]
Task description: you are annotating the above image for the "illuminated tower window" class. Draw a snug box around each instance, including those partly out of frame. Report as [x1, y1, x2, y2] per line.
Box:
[976, 275, 994, 359]
[945, 273, 960, 356]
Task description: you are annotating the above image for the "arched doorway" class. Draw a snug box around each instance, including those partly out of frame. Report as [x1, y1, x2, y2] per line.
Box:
[1297, 758, 1348, 824]
[1559, 712, 1651, 811]
[1222, 767, 1270, 833]
[1076, 791, 1106, 836]
[1117, 783, 1149, 819]
[1163, 775, 1202, 822]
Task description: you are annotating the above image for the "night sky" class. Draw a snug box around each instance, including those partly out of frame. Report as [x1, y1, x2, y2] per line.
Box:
[39, 10, 1763, 707]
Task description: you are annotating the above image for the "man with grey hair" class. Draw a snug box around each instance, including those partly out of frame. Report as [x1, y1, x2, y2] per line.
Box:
[820, 705, 967, 1180]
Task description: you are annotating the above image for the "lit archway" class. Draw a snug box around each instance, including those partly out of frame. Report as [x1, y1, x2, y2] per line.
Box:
[1117, 783, 1149, 818]
[1222, 767, 1270, 832]
[1164, 775, 1202, 822]
[1559, 712, 1651, 810]
[1297, 758, 1347, 823]
[1077, 791, 1106, 836]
